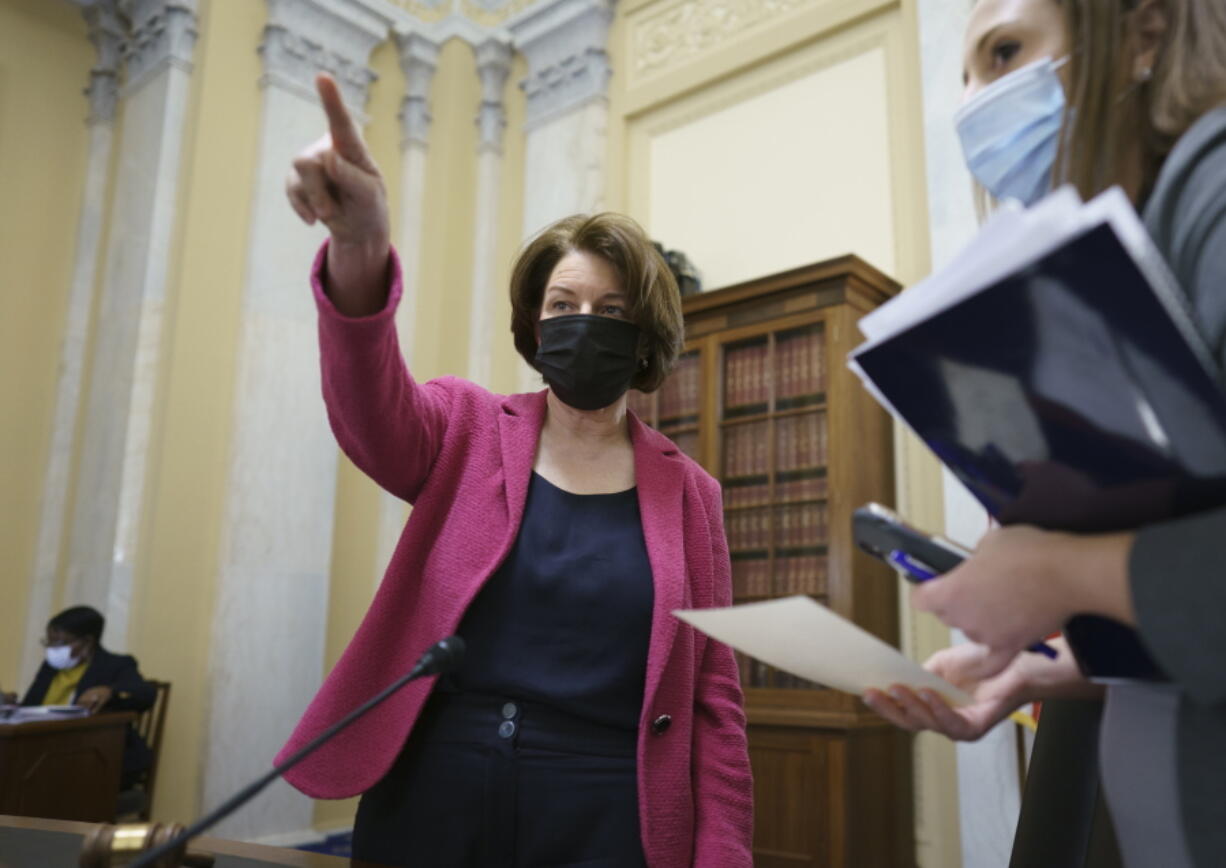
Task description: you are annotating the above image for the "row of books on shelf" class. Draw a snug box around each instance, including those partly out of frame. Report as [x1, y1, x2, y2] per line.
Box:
[736, 653, 824, 690]
[730, 554, 827, 597]
[722, 414, 827, 489]
[723, 479, 771, 510]
[671, 431, 699, 461]
[627, 389, 653, 420]
[723, 471, 827, 509]
[776, 328, 827, 406]
[658, 352, 701, 423]
[726, 503, 829, 551]
[776, 412, 827, 472]
[723, 422, 769, 479]
[723, 329, 827, 414]
[780, 503, 828, 548]
[724, 340, 770, 413]
[776, 471, 827, 504]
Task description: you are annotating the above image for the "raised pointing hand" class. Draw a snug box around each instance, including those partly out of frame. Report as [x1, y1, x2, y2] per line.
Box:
[286, 73, 390, 313]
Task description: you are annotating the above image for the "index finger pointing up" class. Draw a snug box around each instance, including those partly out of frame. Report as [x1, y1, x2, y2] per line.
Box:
[315, 72, 371, 168]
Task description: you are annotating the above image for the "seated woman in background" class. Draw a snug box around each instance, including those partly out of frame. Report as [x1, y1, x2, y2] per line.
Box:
[4, 605, 156, 787]
[865, 1, 1226, 867]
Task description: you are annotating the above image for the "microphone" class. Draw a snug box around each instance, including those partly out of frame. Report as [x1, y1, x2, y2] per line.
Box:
[127, 636, 465, 868]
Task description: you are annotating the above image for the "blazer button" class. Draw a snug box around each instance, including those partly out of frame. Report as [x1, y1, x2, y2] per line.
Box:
[651, 714, 672, 735]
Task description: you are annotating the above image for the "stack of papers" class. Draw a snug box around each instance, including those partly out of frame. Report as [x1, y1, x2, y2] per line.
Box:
[0, 704, 90, 724]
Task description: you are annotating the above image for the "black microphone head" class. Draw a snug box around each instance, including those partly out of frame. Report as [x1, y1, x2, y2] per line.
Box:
[424, 635, 465, 676]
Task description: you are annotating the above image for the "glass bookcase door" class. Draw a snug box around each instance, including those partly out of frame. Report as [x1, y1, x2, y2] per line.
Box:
[720, 322, 829, 690]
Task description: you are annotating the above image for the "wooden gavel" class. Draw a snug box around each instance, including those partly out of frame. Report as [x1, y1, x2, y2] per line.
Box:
[78, 823, 214, 868]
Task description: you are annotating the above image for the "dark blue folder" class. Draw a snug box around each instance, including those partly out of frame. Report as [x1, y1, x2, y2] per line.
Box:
[853, 223, 1226, 680]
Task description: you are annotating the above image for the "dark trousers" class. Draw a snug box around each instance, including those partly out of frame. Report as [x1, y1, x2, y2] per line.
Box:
[1009, 699, 1121, 868]
[353, 693, 649, 868]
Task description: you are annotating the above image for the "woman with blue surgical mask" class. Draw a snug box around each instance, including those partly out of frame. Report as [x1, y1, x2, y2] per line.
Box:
[955, 0, 1071, 207]
[864, 1, 1226, 866]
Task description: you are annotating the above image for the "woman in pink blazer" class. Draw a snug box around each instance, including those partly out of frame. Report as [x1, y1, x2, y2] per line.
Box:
[278, 74, 752, 867]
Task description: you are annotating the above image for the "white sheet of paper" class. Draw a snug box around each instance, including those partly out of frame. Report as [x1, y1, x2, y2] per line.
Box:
[675, 596, 971, 704]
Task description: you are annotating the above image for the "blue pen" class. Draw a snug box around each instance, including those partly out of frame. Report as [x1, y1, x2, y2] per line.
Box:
[887, 550, 1059, 659]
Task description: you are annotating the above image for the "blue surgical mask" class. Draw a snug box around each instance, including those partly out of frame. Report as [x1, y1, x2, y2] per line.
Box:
[955, 56, 1070, 206]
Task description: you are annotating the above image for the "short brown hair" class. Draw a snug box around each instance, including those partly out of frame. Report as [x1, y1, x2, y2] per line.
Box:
[1058, 0, 1226, 200]
[509, 213, 683, 393]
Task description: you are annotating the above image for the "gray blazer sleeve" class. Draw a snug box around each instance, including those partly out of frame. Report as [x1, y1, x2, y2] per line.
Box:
[1131, 106, 1226, 707]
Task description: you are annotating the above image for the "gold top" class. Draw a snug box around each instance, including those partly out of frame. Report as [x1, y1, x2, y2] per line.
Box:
[43, 661, 87, 706]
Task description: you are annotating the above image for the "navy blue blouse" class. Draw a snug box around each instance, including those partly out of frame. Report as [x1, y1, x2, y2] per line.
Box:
[448, 472, 655, 731]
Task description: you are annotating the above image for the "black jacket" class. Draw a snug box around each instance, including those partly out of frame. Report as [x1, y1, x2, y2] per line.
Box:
[22, 646, 156, 775]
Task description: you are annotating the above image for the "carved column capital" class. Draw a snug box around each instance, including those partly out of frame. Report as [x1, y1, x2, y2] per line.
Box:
[259, 0, 394, 115]
[395, 30, 441, 149]
[118, 0, 198, 95]
[509, 0, 614, 130]
[474, 36, 513, 154]
[81, 0, 125, 125]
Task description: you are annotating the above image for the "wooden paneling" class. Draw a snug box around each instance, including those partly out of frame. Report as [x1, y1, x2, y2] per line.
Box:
[0, 714, 132, 822]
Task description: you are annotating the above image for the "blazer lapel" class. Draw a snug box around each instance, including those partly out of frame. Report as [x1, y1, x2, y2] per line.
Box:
[78, 652, 104, 695]
[497, 390, 548, 537]
[632, 416, 688, 711]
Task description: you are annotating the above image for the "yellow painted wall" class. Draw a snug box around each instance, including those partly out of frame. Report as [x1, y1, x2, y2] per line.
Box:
[0, 0, 93, 694]
[639, 45, 898, 286]
[618, 0, 928, 285]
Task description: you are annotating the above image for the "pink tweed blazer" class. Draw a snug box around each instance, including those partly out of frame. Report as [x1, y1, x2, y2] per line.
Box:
[277, 243, 753, 866]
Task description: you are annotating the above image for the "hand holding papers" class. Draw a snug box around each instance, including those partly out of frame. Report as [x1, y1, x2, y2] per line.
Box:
[674, 597, 1038, 729]
[848, 186, 1226, 681]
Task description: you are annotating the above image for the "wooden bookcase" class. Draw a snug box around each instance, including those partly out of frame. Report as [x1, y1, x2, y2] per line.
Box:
[629, 255, 915, 868]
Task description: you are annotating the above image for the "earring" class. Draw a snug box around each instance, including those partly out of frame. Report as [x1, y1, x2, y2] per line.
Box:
[1137, 66, 1153, 82]
[639, 358, 649, 370]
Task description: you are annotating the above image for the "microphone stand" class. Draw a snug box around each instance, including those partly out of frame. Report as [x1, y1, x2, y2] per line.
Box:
[122, 636, 465, 868]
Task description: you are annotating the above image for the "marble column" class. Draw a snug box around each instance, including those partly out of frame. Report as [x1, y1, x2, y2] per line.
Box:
[509, 0, 614, 390]
[202, 0, 391, 841]
[466, 36, 513, 388]
[394, 29, 440, 362]
[63, 0, 198, 648]
[22, 0, 125, 684]
[915, 0, 1023, 864]
[369, 29, 440, 591]
[512, 0, 612, 232]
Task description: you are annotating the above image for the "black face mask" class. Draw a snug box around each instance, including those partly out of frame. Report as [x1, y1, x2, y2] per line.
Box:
[534, 314, 642, 411]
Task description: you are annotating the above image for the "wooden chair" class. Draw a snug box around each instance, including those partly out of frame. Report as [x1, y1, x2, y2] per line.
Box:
[116, 680, 171, 821]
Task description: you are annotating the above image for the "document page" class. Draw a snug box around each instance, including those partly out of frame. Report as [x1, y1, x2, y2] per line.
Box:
[675, 596, 970, 703]
[0, 704, 89, 724]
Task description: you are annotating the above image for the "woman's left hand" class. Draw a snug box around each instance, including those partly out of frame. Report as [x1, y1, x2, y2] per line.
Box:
[911, 525, 1135, 680]
[76, 686, 113, 714]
